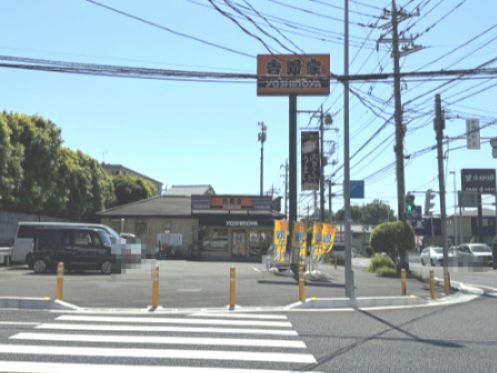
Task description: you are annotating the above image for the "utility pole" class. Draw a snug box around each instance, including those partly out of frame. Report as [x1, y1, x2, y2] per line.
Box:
[258, 122, 267, 196]
[377, 1, 421, 270]
[328, 179, 334, 224]
[319, 105, 325, 222]
[435, 94, 449, 292]
[313, 190, 318, 220]
[343, 0, 355, 299]
[280, 160, 289, 218]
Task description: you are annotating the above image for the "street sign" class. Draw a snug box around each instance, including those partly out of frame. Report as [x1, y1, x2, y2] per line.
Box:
[458, 191, 479, 207]
[257, 54, 330, 96]
[350, 180, 365, 199]
[461, 169, 496, 194]
[466, 119, 480, 149]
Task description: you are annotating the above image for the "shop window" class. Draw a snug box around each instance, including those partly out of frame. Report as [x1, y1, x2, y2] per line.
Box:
[203, 229, 228, 252]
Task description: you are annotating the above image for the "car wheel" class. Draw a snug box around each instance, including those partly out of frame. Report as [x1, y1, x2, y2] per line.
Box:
[33, 259, 47, 274]
[100, 260, 112, 275]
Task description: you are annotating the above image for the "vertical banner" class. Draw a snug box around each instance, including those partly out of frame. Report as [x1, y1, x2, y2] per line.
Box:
[311, 222, 322, 261]
[273, 220, 288, 262]
[301, 131, 320, 190]
[320, 224, 337, 258]
[292, 221, 307, 262]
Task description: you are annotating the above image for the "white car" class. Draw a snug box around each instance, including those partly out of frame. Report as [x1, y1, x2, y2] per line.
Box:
[455, 243, 493, 267]
[420, 246, 444, 266]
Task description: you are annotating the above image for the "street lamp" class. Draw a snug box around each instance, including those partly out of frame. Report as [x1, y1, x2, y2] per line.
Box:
[258, 122, 267, 196]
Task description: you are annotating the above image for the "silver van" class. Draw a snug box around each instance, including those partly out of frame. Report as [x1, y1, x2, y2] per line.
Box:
[11, 222, 123, 267]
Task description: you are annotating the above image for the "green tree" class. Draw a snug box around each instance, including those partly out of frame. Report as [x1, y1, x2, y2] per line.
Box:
[360, 199, 395, 225]
[369, 221, 414, 271]
[112, 175, 156, 206]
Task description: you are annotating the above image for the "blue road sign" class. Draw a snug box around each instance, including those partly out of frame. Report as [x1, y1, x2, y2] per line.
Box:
[350, 180, 365, 199]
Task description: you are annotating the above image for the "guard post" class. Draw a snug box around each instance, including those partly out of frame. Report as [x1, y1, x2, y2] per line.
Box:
[151, 265, 159, 308]
[429, 269, 436, 300]
[229, 266, 236, 310]
[55, 262, 64, 300]
[400, 268, 407, 296]
[298, 264, 305, 302]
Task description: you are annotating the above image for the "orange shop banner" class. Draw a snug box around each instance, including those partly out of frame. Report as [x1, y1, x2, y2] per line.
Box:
[311, 223, 322, 260]
[292, 221, 307, 260]
[257, 54, 330, 96]
[321, 224, 337, 255]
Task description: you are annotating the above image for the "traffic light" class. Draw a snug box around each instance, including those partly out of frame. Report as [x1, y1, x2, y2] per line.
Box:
[425, 189, 435, 215]
[405, 194, 415, 215]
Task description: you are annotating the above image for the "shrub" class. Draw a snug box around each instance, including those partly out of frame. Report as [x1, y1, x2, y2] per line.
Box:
[323, 252, 344, 265]
[376, 266, 398, 277]
[368, 254, 396, 272]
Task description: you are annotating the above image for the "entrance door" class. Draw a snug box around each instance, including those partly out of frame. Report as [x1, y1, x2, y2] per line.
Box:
[232, 230, 247, 257]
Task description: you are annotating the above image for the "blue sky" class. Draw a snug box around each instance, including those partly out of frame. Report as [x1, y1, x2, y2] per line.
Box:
[0, 0, 496, 218]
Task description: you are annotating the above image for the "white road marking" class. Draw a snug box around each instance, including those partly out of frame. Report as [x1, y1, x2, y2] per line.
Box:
[56, 315, 292, 328]
[0, 344, 317, 364]
[36, 323, 299, 336]
[190, 313, 288, 320]
[0, 361, 323, 373]
[251, 266, 262, 272]
[0, 322, 40, 326]
[11, 332, 306, 349]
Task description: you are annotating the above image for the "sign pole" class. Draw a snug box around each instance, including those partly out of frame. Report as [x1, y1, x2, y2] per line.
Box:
[289, 94, 298, 276]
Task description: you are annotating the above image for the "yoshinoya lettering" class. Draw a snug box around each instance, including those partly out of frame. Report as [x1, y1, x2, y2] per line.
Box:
[264, 79, 324, 89]
[226, 221, 258, 227]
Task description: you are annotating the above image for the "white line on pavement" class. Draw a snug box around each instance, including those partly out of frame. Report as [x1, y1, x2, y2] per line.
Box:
[10, 332, 306, 349]
[0, 361, 323, 373]
[190, 313, 288, 320]
[0, 322, 40, 326]
[36, 323, 299, 336]
[0, 344, 317, 364]
[56, 315, 292, 328]
[251, 266, 262, 272]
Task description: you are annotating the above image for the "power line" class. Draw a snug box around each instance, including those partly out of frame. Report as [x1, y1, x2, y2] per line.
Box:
[83, 0, 254, 59]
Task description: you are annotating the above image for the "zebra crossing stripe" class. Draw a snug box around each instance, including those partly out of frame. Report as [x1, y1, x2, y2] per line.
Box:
[0, 344, 317, 363]
[189, 313, 288, 320]
[36, 323, 298, 336]
[55, 315, 292, 328]
[0, 361, 323, 373]
[11, 332, 307, 349]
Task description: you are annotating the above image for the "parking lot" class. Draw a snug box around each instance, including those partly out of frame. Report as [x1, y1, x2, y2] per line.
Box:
[0, 259, 439, 309]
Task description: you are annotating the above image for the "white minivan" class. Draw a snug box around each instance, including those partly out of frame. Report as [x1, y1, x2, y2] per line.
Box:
[11, 221, 124, 267]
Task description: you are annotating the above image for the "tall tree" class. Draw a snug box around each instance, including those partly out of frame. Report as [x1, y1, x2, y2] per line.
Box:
[112, 175, 156, 206]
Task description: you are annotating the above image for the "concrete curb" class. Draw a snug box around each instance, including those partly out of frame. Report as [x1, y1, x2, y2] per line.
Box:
[284, 295, 425, 310]
[0, 297, 80, 311]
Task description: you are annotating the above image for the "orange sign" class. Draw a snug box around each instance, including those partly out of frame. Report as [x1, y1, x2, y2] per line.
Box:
[257, 54, 330, 96]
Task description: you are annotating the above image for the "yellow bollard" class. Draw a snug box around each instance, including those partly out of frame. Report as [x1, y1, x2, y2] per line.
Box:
[151, 265, 159, 308]
[444, 269, 451, 296]
[55, 262, 64, 301]
[298, 264, 305, 302]
[400, 268, 407, 296]
[429, 269, 436, 300]
[229, 266, 236, 311]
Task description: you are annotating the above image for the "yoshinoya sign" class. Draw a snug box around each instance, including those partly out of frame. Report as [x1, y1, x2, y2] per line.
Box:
[257, 54, 330, 96]
[226, 220, 258, 227]
[461, 169, 496, 194]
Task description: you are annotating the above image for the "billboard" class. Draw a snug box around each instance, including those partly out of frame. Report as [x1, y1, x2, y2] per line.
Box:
[301, 131, 320, 190]
[257, 54, 330, 96]
[466, 119, 480, 149]
[461, 169, 496, 194]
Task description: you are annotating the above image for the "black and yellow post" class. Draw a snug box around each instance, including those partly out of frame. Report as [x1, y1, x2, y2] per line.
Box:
[151, 265, 159, 309]
[55, 262, 64, 301]
[429, 269, 436, 300]
[400, 268, 407, 296]
[229, 266, 236, 310]
[444, 269, 450, 295]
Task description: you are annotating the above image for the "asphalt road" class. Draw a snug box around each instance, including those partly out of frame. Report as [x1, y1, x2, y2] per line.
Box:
[1, 293, 497, 372]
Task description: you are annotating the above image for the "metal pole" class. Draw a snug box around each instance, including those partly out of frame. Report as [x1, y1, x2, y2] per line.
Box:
[260, 141, 264, 196]
[320, 105, 325, 222]
[452, 172, 458, 244]
[344, 0, 355, 298]
[289, 95, 298, 272]
[285, 160, 289, 218]
[435, 94, 449, 290]
[328, 180, 333, 224]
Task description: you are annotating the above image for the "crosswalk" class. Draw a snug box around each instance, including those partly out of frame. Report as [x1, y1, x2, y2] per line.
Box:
[0, 311, 321, 372]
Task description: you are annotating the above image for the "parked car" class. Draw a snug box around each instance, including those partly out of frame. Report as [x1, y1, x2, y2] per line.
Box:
[454, 243, 493, 267]
[31, 226, 117, 274]
[11, 221, 124, 268]
[420, 246, 444, 266]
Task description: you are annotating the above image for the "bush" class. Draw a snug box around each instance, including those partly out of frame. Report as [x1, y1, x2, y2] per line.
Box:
[376, 266, 398, 277]
[368, 254, 396, 272]
[323, 252, 344, 265]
